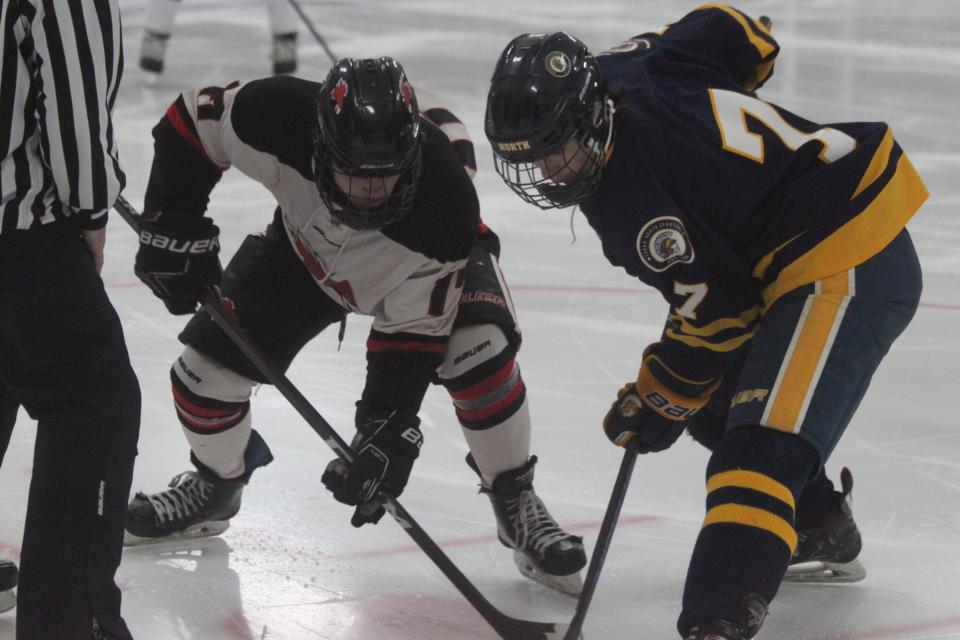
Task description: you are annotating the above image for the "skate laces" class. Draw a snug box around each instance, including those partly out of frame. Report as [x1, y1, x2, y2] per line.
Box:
[510, 490, 574, 555]
[147, 472, 212, 525]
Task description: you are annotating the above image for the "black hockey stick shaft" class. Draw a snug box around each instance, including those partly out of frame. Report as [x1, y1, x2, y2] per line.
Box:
[283, 0, 338, 64]
[113, 195, 574, 640]
[562, 439, 639, 640]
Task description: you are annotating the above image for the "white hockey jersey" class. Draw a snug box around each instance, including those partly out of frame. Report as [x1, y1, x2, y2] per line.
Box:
[144, 75, 480, 414]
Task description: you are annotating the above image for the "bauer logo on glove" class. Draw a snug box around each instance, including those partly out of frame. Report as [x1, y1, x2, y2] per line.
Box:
[642, 389, 701, 420]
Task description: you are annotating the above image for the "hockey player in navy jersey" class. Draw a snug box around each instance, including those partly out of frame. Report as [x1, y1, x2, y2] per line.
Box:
[485, 5, 926, 638]
[124, 57, 586, 595]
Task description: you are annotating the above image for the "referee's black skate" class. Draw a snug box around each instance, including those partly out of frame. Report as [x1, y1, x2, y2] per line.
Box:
[786, 467, 866, 583]
[468, 454, 586, 596]
[124, 430, 273, 547]
[0, 556, 17, 613]
[685, 593, 768, 640]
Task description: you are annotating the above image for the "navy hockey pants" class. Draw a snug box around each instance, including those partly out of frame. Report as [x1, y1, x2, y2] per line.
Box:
[726, 228, 922, 462]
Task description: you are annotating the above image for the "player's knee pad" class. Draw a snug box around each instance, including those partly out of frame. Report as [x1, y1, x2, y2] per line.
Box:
[171, 347, 254, 435]
[438, 325, 525, 431]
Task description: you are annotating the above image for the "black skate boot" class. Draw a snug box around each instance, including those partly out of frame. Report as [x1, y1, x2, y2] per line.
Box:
[685, 593, 768, 640]
[124, 430, 273, 547]
[271, 32, 298, 75]
[467, 454, 587, 596]
[139, 31, 169, 74]
[0, 556, 17, 613]
[786, 467, 865, 583]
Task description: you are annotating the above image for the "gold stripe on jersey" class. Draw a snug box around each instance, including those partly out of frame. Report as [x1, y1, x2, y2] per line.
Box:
[762, 271, 851, 432]
[665, 328, 754, 352]
[753, 234, 803, 282]
[707, 469, 796, 510]
[761, 151, 927, 309]
[852, 126, 895, 200]
[670, 305, 762, 337]
[696, 4, 776, 58]
[702, 503, 798, 552]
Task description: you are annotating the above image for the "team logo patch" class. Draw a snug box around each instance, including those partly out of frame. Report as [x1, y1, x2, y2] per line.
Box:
[636, 216, 695, 272]
[545, 51, 572, 77]
[603, 39, 651, 54]
[332, 78, 349, 114]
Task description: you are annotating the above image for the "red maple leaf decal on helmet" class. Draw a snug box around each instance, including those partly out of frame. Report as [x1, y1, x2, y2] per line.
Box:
[332, 78, 349, 114]
[399, 80, 414, 113]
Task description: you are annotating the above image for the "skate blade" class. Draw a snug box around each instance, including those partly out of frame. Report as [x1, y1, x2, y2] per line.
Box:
[784, 557, 866, 583]
[123, 520, 230, 548]
[513, 550, 583, 597]
[0, 589, 16, 614]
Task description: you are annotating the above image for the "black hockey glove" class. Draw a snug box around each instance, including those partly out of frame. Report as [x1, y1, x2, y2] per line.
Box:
[321, 407, 423, 527]
[134, 211, 222, 315]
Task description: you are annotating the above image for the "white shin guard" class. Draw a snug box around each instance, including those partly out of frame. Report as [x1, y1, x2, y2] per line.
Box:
[173, 347, 255, 480]
[439, 325, 531, 484]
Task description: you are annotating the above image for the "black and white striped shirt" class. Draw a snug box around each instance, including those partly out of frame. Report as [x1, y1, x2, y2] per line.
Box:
[0, 0, 124, 240]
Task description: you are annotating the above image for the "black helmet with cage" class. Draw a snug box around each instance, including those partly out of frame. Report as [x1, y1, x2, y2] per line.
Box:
[314, 57, 423, 230]
[484, 32, 613, 209]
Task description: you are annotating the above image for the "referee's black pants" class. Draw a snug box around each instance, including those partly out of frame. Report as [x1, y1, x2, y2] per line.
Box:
[0, 236, 140, 639]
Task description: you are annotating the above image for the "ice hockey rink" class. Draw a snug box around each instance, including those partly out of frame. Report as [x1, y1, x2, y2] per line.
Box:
[1, 0, 959, 638]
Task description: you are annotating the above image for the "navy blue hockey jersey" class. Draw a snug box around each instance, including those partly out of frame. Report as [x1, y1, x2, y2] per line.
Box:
[582, 4, 928, 401]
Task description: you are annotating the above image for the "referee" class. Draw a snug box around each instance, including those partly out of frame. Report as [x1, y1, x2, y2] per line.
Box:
[0, 1, 140, 638]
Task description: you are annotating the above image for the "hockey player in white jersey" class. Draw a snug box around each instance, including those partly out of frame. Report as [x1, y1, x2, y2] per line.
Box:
[124, 57, 587, 595]
[139, 0, 299, 75]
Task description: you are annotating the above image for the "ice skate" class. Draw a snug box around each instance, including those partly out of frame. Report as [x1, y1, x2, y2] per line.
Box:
[124, 430, 272, 547]
[685, 593, 768, 640]
[139, 31, 168, 76]
[271, 33, 297, 75]
[468, 454, 586, 596]
[0, 556, 17, 613]
[785, 467, 866, 583]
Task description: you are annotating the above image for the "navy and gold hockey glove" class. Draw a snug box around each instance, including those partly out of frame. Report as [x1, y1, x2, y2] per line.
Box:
[321, 408, 423, 527]
[603, 383, 687, 453]
[603, 360, 718, 453]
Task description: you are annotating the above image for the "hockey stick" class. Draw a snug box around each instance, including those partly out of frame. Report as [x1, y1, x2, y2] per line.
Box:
[562, 439, 638, 640]
[113, 195, 576, 640]
[283, 0, 338, 64]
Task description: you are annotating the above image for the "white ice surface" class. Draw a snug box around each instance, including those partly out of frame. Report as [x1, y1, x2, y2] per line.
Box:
[2, 1, 959, 638]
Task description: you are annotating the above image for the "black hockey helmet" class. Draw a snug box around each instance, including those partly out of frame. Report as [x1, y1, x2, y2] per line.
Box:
[485, 32, 613, 209]
[314, 57, 423, 230]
